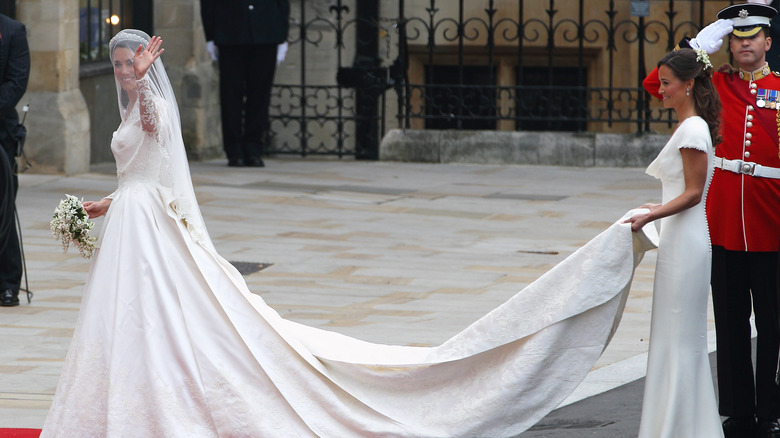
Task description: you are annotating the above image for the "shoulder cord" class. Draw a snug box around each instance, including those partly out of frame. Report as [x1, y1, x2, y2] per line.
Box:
[777, 107, 780, 159]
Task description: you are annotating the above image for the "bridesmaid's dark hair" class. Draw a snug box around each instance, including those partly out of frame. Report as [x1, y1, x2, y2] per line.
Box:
[658, 48, 722, 145]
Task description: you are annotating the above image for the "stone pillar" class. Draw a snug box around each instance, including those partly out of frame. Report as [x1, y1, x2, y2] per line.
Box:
[18, 0, 90, 175]
[155, 0, 222, 160]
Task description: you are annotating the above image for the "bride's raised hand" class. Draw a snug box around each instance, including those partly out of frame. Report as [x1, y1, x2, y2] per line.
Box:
[133, 36, 164, 79]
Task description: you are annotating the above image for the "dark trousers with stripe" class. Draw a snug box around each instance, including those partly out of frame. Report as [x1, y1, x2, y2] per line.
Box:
[0, 144, 21, 292]
[711, 245, 780, 420]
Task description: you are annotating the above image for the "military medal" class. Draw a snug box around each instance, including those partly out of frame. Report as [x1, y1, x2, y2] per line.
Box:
[770, 90, 778, 109]
[758, 88, 768, 108]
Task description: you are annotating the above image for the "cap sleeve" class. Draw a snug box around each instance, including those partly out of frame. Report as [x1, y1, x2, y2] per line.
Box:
[676, 116, 712, 153]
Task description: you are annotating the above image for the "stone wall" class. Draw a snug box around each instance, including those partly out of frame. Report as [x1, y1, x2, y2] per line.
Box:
[156, 0, 222, 161]
[380, 129, 669, 167]
[20, 0, 222, 173]
[18, 0, 90, 175]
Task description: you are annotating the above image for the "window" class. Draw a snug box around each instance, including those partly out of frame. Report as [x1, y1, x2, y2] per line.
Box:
[79, 0, 153, 63]
[424, 66, 496, 130]
[516, 67, 587, 132]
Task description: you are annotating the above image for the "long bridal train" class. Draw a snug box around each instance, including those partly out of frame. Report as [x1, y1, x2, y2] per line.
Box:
[42, 208, 657, 437]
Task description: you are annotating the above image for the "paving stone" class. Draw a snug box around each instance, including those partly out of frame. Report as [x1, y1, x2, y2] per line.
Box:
[1, 158, 683, 429]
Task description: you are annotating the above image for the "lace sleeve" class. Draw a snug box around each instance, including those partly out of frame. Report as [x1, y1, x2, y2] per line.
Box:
[136, 76, 159, 138]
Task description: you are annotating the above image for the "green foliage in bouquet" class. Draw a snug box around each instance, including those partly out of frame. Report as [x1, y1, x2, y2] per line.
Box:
[50, 194, 97, 259]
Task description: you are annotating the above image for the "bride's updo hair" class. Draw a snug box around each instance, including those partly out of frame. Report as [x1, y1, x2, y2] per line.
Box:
[658, 48, 722, 145]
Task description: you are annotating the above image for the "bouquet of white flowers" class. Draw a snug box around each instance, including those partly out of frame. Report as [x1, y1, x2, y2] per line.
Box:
[50, 194, 97, 259]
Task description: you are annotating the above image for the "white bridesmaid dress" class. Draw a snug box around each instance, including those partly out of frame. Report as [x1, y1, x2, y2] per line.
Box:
[637, 116, 723, 438]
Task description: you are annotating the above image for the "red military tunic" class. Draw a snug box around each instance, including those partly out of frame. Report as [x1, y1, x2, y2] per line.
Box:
[644, 65, 780, 252]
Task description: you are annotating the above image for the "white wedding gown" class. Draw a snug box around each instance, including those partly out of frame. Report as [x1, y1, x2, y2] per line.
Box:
[41, 83, 658, 437]
[637, 116, 723, 438]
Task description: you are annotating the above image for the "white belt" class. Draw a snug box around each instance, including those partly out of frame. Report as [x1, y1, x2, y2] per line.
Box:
[713, 156, 780, 179]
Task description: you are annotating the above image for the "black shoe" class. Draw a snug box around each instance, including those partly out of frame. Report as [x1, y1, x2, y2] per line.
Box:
[724, 417, 757, 438]
[758, 419, 780, 438]
[228, 158, 245, 167]
[245, 157, 265, 167]
[1, 289, 19, 307]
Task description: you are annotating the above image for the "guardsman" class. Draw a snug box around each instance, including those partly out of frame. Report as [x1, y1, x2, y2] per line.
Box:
[199, 0, 290, 168]
[643, 3, 780, 438]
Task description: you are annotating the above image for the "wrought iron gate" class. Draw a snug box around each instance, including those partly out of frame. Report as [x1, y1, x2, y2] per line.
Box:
[269, 0, 730, 158]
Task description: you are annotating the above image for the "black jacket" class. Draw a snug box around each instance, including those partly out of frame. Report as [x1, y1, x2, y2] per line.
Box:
[0, 14, 28, 156]
[200, 0, 290, 46]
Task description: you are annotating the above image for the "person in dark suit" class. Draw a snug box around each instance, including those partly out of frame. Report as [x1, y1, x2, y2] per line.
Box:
[0, 13, 29, 307]
[200, 0, 290, 167]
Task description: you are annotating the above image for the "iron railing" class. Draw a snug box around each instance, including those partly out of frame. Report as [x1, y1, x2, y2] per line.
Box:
[269, 0, 732, 158]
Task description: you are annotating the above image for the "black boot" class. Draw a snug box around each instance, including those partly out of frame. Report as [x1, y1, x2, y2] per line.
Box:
[757, 419, 780, 438]
[723, 416, 757, 438]
[1, 289, 19, 307]
[245, 156, 265, 167]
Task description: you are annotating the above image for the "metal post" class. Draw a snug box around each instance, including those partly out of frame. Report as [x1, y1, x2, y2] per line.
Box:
[516, 0, 524, 131]
[457, 0, 464, 129]
[299, 0, 308, 156]
[335, 0, 345, 157]
[396, 0, 411, 130]
[487, 0, 496, 130]
[607, 0, 616, 128]
[354, 0, 381, 160]
[578, 0, 585, 132]
[546, 0, 556, 129]
[638, 16, 646, 134]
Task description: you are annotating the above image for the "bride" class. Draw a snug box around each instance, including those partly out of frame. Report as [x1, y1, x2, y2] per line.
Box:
[40, 30, 657, 437]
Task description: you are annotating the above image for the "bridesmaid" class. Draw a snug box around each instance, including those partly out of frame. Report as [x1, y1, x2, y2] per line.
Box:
[625, 48, 723, 437]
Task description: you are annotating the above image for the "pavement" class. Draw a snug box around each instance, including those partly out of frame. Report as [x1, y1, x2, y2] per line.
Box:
[0, 158, 720, 436]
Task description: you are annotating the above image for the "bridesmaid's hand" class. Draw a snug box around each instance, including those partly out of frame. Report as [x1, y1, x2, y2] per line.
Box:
[83, 198, 112, 219]
[133, 36, 164, 79]
[639, 203, 661, 211]
[623, 211, 653, 233]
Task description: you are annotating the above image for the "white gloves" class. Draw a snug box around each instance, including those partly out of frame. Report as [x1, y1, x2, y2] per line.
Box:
[206, 41, 289, 65]
[276, 42, 288, 66]
[747, 0, 773, 5]
[689, 19, 734, 54]
[206, 41, 219, 61]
